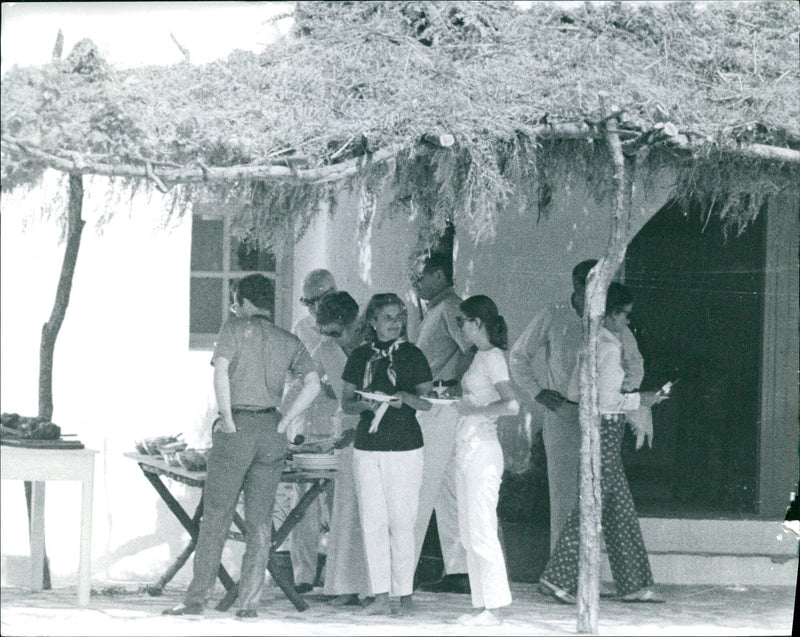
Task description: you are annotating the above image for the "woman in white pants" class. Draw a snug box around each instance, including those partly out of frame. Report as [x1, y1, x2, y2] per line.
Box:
[314, 292, 371, 606]
[452, 295, 518, 626]
[341, 293, 433, 616]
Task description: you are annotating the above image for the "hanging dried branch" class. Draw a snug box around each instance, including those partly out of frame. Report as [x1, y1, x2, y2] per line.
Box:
[3, 1, 796, 240]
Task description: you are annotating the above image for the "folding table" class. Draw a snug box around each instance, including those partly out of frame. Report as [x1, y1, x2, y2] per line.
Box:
[124, 452, 335, 611]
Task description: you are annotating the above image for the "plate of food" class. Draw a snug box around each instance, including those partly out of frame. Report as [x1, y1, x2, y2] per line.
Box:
[355, 390, 395, 402]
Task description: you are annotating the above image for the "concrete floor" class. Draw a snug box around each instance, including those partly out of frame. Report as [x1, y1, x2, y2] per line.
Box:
[1, 581, 795, 636]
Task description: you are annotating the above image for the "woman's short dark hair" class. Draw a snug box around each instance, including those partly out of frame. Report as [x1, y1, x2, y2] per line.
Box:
[460, 295, 508, 350]
[363, 293, 407, 341]
[606, 282, 633, 316]
[236, 274, 273, 311]
[316, 291, 359, 327]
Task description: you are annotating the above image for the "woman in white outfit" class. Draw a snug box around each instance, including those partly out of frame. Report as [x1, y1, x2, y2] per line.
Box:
[314, 292, 372, 606]
[452, 295, 518, 626]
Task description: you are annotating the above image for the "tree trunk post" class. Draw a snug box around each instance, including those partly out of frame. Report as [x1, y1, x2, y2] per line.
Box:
[38, 173, 85, 420]
[26, 172, 85, 590]
[576, 94, 633, 634]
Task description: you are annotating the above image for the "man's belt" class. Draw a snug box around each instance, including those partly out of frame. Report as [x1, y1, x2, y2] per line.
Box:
[231, 406, 279, 414]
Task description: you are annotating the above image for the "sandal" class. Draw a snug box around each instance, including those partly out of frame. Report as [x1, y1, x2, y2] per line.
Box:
[539, 579, 576, 605]
[620, 588, 665, 604]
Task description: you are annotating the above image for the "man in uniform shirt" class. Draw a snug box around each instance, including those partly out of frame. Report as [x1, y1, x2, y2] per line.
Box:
[411, 253, 472, 594]
[509, 259, 643, 550]
[163, 274, 320, 618]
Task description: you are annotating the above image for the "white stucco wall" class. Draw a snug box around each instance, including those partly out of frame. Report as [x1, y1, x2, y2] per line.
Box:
[291, 185, 424, 340]
[1, 173, 425, 588]
[1, 172, 220, 587]
[457, 149, 677, 347]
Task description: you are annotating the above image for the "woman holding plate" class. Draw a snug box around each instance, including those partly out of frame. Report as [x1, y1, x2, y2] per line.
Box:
[313, 291, 371, 606]
[340, 293, 433, 616]
[452, 295, 518, 626]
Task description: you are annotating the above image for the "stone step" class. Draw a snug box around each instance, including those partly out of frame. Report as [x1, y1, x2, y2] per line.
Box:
[600, 518, 799, 585]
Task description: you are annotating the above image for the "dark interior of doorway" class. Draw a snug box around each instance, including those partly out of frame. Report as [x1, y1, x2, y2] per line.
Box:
[623, 199, 766, 517]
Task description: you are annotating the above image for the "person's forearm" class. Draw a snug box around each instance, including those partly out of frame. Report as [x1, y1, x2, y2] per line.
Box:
[213, 363, 234, 424]
[509, 312, 550, 403]
[475, 398, 520, 419]
[401, 391, 432, 411]
[342, 396, 367, 415]
[334, 427, 357, 449]
[509, 345, 543, 404]
[282, 374, 320, 423]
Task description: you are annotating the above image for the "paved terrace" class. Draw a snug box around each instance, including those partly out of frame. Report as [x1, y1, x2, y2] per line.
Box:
[1, 581, 795, 636]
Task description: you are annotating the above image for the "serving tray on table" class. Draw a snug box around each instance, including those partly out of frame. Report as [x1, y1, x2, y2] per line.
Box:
[1, 437, 85, 449]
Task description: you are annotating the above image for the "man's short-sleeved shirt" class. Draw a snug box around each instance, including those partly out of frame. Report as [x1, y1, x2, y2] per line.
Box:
[342, 341, 432, 451]
[212, 316, 315, 408]
[415, 287, 472, 381]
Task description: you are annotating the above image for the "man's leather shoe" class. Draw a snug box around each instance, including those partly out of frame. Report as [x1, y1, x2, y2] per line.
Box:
[235, 609, 258, 619]
[294, 582, 313, 594]
[162, 603, 203, 615]
[418, 573, 471, 594]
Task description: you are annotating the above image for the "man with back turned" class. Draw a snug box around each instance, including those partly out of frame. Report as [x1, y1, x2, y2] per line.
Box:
[163, 274, 320, 618]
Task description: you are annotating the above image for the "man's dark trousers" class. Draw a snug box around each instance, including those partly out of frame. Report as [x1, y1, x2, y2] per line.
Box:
[184, 410, 285, 610]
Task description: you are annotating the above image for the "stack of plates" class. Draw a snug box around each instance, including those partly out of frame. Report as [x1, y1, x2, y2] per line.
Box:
[293, 453, 339, 471]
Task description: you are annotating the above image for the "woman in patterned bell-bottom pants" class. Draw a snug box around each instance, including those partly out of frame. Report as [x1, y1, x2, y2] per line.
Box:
[540, 283, 667, 602]
[540, 414, 653, 597]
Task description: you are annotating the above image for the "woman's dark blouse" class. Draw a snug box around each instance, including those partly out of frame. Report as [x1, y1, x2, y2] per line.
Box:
[342, 341, 433, 451]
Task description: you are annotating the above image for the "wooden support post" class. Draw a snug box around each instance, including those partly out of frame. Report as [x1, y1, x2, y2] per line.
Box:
[24, 173, 86, 591]
[576, 93, 635, 634]
[39, 173, 85, 421]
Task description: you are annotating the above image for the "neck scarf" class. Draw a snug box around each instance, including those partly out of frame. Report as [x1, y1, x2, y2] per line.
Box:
[362, 338, 405, 389]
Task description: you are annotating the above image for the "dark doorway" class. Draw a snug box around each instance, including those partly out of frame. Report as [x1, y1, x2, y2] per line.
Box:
[623, 200, 766, 516]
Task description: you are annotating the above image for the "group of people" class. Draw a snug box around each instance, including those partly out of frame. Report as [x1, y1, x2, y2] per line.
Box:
[162, 255, 667, 624]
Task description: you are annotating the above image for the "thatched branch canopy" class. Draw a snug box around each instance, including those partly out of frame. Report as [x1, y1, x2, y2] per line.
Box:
[2, 1, 798, 244]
